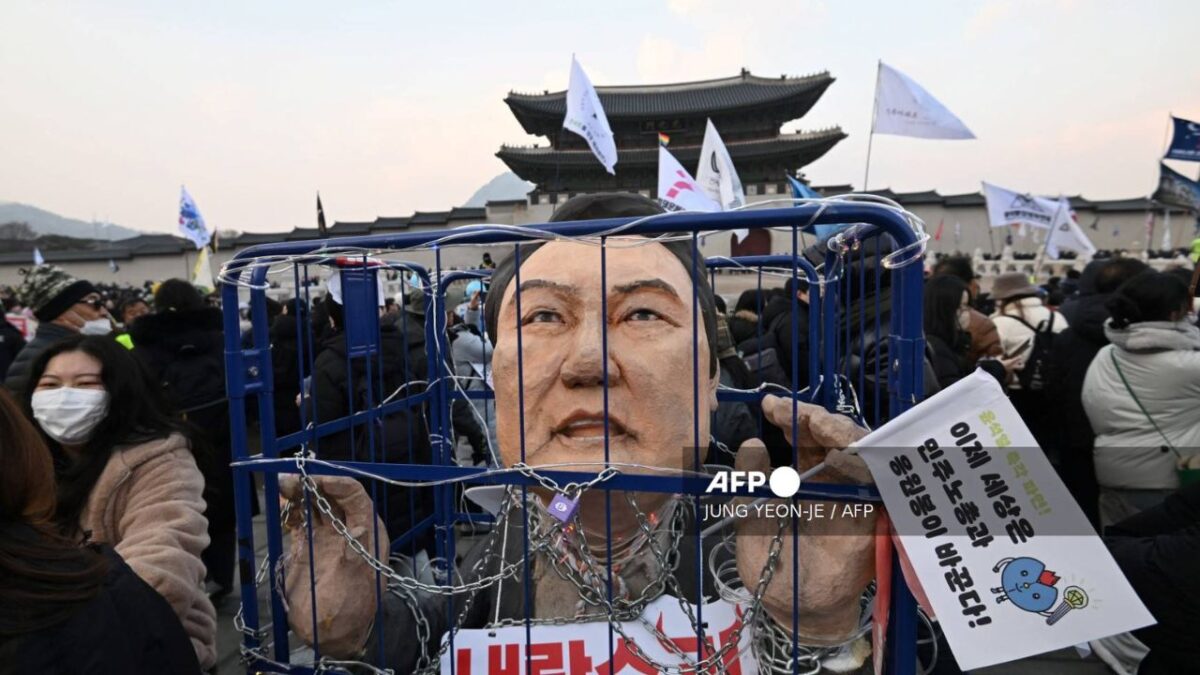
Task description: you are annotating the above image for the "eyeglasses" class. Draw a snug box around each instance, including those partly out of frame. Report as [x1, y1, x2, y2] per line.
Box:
[78, 297, 106, 310]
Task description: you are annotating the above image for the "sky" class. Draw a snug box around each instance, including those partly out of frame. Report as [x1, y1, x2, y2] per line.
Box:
[2, 0, 1198, 235]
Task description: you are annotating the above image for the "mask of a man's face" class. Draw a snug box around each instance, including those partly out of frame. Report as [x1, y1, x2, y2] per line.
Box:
[492, 240, 719, 474]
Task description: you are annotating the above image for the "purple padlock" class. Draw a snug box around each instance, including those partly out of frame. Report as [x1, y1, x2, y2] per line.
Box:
[548, 493, 579, 523]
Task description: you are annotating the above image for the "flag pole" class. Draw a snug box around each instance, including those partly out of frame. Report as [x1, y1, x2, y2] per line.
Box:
[1034, 195, 1066, 280]
[986, 222, 997, 257]
[862, 60, 881, 191]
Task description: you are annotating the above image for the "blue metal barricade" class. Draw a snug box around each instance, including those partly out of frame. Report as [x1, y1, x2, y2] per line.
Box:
[222, 202, 927, 674]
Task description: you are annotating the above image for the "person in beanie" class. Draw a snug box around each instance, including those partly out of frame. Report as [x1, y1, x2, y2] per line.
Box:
[4, 265, 110, 394]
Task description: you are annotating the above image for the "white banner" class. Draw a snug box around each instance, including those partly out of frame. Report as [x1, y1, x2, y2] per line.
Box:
[563, 56, 617, 175]
[696, 119, 749, 243]
[439, 595, 756, 674]
[178, 185, 212, 250]
[855, 372, 1153, 672]
[873, 62, 975, 140]
[657, 146, 720, 213]
[982, 182, 1068, 230]
[1045, 199, 1097, 259]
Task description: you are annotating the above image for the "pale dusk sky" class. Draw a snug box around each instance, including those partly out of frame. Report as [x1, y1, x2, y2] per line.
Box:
[1, 0, 1197, 234]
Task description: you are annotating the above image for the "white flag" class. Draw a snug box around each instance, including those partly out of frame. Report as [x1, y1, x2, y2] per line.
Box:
[695, 119, 748, 242]
[982, 182, 1065, 230]
[1045, 197, 1096, 259]
[696, 119, 746, 211]
[873, 62, 975, 140]
[33, 247, 45, 266]
[1161, 210, 1172, 251]
[179, 186, 212, 250]
[191, 246, 216, 291]
[562, 57, 617, 175]
[657, 146, 720, 214]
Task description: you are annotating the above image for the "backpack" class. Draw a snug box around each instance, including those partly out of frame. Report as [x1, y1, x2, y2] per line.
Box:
[996, 312, 1056, 391]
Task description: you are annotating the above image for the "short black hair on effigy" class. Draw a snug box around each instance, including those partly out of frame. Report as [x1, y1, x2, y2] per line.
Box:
[482, 193, 719, 376]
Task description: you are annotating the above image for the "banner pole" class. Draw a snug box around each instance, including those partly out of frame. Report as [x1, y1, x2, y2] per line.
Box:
[862, 60, 881, 191]
[1034, 195, 1065, 281]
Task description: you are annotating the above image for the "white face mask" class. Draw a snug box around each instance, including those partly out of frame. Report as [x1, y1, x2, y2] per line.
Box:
[31, 387, 110, 445]
[80, 318, 112, 336]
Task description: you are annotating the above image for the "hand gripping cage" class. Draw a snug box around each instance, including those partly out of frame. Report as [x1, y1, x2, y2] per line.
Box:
[221, 198, 930, 674]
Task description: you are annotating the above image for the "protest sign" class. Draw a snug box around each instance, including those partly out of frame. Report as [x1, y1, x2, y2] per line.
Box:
[439, 595, 755, 674]
[855, 371, 1154, 671]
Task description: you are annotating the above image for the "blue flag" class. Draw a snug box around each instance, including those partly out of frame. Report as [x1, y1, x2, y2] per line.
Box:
[1165, 116, 1200, 162]
[1153, 162, 1200, 212]
[787, 175, 849, 240]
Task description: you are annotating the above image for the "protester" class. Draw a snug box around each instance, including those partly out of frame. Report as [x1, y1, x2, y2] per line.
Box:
[737, 277, 811, 391]
[924, 275, 1013, 390]
[1081, 270, 1200, 526]
[311, 289, 432, 544]
[989, 271, 1068, 452]
[5, 265, 110, 393]
[269, 300, 312, 438]
[0, 311, 26, 383]
[130, 278, 237, 600]
[449, 288, 497, 463]
[115, 295, 150, 328]
[1046, 258, 1148, 527]
[931, 255, 1001, 365]
[728, 288, 764, 345]
[22, 335, 216, 668]
[0, 388, 201, 674]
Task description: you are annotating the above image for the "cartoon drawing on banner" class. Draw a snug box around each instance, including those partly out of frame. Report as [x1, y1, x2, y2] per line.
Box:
[991, 557, 1089, 625]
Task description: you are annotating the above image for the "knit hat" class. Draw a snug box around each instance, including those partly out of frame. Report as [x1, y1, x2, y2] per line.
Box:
[19, 265, 97, 321]
[989, 272, 1040, 301]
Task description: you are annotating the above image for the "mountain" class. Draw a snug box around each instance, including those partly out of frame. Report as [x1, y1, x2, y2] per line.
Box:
[0, 201, 142, 240]
[463, 172, 534, 208]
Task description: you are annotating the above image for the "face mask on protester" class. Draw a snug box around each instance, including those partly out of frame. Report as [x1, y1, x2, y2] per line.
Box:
[957, 308, 971, 331]
[239, 319, 252, 334]
[31, 387, 110, 445]
[80, 318, 113, 336]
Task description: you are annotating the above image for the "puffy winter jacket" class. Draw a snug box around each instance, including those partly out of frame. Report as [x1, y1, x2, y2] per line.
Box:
[1082, 320, 1200, 490]
[991, 297, 1069, 364]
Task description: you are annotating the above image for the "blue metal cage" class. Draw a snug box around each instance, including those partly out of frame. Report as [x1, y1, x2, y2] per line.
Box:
[222, 202, 928, 674]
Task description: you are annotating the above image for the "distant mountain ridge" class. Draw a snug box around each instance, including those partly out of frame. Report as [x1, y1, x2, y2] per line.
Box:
[0, 201, 142, 240]
[463, 172, 534, 208]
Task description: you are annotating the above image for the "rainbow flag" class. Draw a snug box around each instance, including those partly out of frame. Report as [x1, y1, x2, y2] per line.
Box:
[658, 132, 670, 146]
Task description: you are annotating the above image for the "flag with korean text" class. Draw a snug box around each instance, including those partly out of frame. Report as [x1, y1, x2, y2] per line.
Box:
[873, 62, 975, 140]
[657, 145, 720, 214]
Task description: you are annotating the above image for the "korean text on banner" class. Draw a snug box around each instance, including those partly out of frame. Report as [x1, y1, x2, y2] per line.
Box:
[439, 595, 756, 674]
[1153, 162, 1200, 212]
[1165, 116, 1200, 162]
[982, 182, 1069, 230]
[562, 56, 618, 175]
[854, 371, 1153, 672]
[872, 63, 975, 140]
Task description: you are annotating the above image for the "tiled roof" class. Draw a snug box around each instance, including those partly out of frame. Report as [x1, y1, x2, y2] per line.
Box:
[506, 70, 835, 119]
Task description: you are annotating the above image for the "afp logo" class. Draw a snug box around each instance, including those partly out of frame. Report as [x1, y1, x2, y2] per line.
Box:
[705, 466, 802, 498]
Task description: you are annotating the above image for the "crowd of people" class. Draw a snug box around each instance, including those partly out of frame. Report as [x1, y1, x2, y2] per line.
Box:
[0, 194, 1197, 674]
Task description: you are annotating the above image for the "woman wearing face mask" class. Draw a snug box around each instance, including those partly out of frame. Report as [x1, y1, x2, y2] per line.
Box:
[23, 335, 217, 670]
[924, 275, 1016, 389]
[0, 388, 201, 673]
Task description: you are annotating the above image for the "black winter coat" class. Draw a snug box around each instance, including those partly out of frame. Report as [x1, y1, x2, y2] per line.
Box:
[130, 308, 234, 530]
[0, 318, 26, 386]
[0, 546, 200, 675]
[3, 322, 74, 395]
[311, 319, 433, 544]
[1105, 482, 1200, 674]
[1045, 290, 1110, 528]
